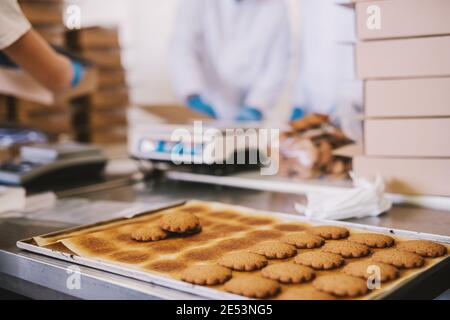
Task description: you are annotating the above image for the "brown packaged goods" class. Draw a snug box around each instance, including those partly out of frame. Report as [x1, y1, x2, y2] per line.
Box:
[89, 108, 127, 129]
[90, 127, 127, 145]
[0, 96, 8, 121]
[81, 48, 122, 69]
[19, 111, 72, 135]
[98, 68, 127, 88]
[19, 1, 63, 25]
[34, 25, 65, 47]
[365, 78, 450, 118]
[279, 114, 353, 180]
[89, 87, 129, 110]
[356, 36, 450, 79]
[364, 118, 450, 157]
[66, 27, 120, 49]
[353, 157, 450, 197]
[356, 0, 450, 40]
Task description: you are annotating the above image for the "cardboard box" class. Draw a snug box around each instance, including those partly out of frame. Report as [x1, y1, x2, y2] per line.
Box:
[98, 68, 126, 88]
[0, 95, 8, 121]
[81, 48, 122, 69]
[66, 27, 120, 49]
[35, 25, 65, 47]
[142, 105, 212, 124]
[364, 118, 450, 157]
[353, 156, 450, 196]
[356, 36, 450, 79]
[19, 1, 63, 25]
[365, 78, 450, 118]
[89, 87, 129, 110]
[19, 111, 72, 135]
[90, 127, 127, 145]
[90, 108, 127, 129]
[0, 66, 98, 105]
[356, 0, 450, 40]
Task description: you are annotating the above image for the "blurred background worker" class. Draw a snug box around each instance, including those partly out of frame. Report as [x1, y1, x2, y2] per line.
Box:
[169, 0, 290, 122]
[0, 0, 84, 92]
[290, 0, 363, 141]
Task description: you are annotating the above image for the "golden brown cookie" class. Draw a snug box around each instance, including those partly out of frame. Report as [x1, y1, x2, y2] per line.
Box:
[372, 249, 424, 269]
[306, 225, 349, 240]
[313, 274, 369, 297]
[322, 240, 371, 258]
[261, 263, 315, 284]
[343, 261, 399, 282]
[249, 241, 297, 259]
[180, 265, 232, 285]
[280, 232, 325, 249]
[218, 251, 268, 271]
[396, 240, 447, 258]
[294, 251, 344, 270]
[131, 226, 168, 242]
[159, 212, 200, 233]
[224, 276, 281, 299]
[277, 289, 336, 300]
[348, 233, 395, 248]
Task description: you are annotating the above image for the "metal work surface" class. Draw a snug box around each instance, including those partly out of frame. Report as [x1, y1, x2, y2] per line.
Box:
[1, 178, 450, 299]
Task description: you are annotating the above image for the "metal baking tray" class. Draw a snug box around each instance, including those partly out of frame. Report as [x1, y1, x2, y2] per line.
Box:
[17, 201, 450, 300]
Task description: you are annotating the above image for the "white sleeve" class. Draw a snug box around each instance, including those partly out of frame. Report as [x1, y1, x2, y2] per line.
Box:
[245, 6, 290, 111]
[0, 0, 31, 50]
[168, 0, 206, 101]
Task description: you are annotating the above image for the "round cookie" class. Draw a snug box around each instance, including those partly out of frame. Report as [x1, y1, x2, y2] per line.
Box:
[224, 276, 281, 299]
[261, 263, 315, 284]
[294, 251, 344, 270]
[159, 212, 200, 233]
[131, 226, 168, 242]
[218, 251, 268, 271]
[277, 289, 336, 300]
[249, 241, 297, 259]
[348, 233, 395, 248]
[322, 240, 371, 258]
[306, 225, 349, 240]
[396, 240, 447, 258]
[313, 274, 369, 297]
[343, 261, 399, 282]
[281, 232, 325, 249]
[372, 249, 424, 269]
[180, 265, 232, 285]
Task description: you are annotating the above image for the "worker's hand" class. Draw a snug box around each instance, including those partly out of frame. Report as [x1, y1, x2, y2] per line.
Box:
[187, 95, 217, 118]
[290, 106, 306, 121]
[70, 60, 85, 88]
[235, 107, 263, 122]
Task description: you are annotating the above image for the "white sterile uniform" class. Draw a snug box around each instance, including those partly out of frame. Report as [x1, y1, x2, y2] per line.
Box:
[0, 0, 31, 50]
[169, 0, 290, 120]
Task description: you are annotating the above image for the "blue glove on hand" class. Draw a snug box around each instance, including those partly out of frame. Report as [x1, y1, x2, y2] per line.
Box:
[187, 95, 217, 119]
[290, 106, 306, 121]
[70, 60, 85, 88]
[235, 107, 263, 122]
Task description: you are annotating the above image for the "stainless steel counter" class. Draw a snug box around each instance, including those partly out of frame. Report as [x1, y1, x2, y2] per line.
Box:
[1, 178, 449, 299]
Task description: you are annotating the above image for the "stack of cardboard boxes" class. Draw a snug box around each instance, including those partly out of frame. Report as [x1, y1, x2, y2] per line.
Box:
[67, 27, 129, 145]
[351, 0, 450, 196]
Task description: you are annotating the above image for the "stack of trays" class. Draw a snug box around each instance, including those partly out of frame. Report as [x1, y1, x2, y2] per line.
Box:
[351, 0, 450, 196]
[67, 27, 129, 145]
[19, 0, 66, 47]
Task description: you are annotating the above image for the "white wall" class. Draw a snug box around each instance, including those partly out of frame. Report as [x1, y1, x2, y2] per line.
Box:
[66, 0, 179, 105]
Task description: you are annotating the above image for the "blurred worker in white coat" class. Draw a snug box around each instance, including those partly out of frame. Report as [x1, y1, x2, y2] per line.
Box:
[169, 0, 290, 122]
[290, 0, 363, 141]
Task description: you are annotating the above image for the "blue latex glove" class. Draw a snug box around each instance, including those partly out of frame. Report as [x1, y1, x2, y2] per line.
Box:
[235, 107, 263, 122]
[187, 95, 217, 118]
[290, 106, 306, 121]
[70, 60, 85, 88]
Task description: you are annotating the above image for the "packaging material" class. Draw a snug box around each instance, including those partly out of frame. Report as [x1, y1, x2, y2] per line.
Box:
[353, 156, 450, 197]
[89, 86, 129, 110]
[97, 68, 126, 88]
[0, 95, 8, 121]
[0, 66, 98, 105]
[66, 26, 120, 49]
[364, 118, 450, 157]
[279, 114, 353, 180]
[356, 0, 450, 40]
[295, 173, 392, 220]
[141, 105, 211, 124]
[356, 36, 450, 79]
[90, 108, 127, 129]
[90, 127, 127, 145]
[80, 48, 122, 69]
[365, 78, 450, 118]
